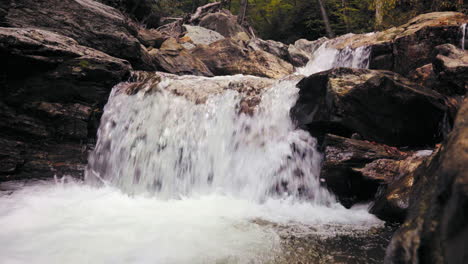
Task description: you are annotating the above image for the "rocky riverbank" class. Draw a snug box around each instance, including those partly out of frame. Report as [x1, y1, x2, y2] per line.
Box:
[1, 0, 467, 263]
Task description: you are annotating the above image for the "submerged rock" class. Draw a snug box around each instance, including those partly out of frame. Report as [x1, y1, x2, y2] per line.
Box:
[385, 98, 468, 264]
[291, 68, 452, 147]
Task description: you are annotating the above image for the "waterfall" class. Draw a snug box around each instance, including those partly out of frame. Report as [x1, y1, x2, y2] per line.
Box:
[0, 37, 379, 264]
[462, 23, 467, 50]
[85, 75, 331, 203]
[85, 39, 372, 204]
[297, 39, 371, 76]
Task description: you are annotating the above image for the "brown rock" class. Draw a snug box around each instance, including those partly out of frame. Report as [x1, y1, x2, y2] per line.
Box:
[0, 27, 130, 180]
[149, 38, 213, 76]
[320, 134, 408, 208]
[385, 98, 468, 264]
[2, 0, 155, 69]
[367, 150, 434, 223]
[198, 10, 249, 38]
[291, 68, 452, 147]
[332, 12, 467, 76]
[433, 44, 468, 96]
[191, 38, 294, 79]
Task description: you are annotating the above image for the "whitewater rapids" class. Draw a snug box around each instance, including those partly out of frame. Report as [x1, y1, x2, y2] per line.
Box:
[0, 40, 383, 264]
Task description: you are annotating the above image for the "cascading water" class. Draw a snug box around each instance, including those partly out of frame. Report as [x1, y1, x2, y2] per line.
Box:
[462, 23, 467, 50]
[85, 75, 331, 204]
[0, 39, 382, 264]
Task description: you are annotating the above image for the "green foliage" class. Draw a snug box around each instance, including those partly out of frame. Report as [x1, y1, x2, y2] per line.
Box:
[101, 0, 466, 42]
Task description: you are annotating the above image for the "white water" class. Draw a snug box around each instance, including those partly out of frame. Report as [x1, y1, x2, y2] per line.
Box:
[0, 39, 380, 264]
[462, 23, 467, 50]
[297, 40, 371, 76]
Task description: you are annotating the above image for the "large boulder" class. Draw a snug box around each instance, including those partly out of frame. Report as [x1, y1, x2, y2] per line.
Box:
[368, 150, 434, 223]
[433, 44, 468, 96]
[2, 0, 155, 70]
[181, 24, 225, 50]
[385, 98, 468, 264]
[150, 38, 213, 76]
[191, 38, 294, 79]
[198, 10, 249, 38]
[0, 27, 131, 180]
[333, 12, 468, 76]
[248, 38, 309, 67]
[291, 68, 452, 147]
[320, 134, 408, 208]
[121, 71, 275, 115]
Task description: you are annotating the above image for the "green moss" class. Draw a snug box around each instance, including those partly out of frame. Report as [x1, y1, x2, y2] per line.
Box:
[79, 60, 90, 68]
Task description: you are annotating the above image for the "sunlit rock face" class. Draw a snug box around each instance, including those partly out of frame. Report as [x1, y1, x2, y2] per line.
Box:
[2, 0, 155, 70]
[332, 12, 468, 75]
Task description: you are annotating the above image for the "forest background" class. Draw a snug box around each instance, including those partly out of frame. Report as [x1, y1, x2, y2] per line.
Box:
[102, 0, 467, 43]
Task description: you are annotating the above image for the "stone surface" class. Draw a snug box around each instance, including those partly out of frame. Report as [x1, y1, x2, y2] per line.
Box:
[191, 38, 294, 79]
[1, 0, 154, 70]
[182, 24, 225, 49]
[125, 71, 275, 113]
[0, 27, 130, 180]
[385, 98, 468, 264]
[433, 44, 468, 96]
[320, 134, 408, 208]
[198, 10, 249, 38]
[150, 38, 213, 76]
[137, 27, 166, 49]
[291, 68, 452, 147]
[332, 12, 467, 76]
[368, 150, 434, 223]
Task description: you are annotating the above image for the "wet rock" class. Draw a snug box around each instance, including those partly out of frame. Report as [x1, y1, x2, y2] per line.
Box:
[150, 38, 213, 76]
[293, 37, 329, 55]
[291, 68, 452, 147]
[0, 27, 130, 180]
[333, 12, 467, 76]
[247, 38, 306, 67]
[385, 98, 468, 264]
[368, 150, 434, 223]
[125, 71, 275, 111]
[433, 44, 468, 96]
[0, 27, 131, 105]
[2, 0, 154, 70]
[320, 134, 408, 208]
[198, 10, 249, 38]
[191, 38, 294, 79]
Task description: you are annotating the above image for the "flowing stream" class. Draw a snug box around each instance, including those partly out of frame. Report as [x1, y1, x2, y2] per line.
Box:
[0, 41, 386, 264]
[462, 23, 467, 50]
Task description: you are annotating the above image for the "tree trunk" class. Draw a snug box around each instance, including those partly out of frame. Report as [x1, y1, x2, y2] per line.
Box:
[317, 0, 335, 38]
[238, 0, 248, 25]
[342, 0, 350, 32]
[375, 0, 384, 28]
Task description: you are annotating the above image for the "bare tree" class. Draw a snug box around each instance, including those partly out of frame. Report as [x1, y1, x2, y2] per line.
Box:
[238, 0, 249, 25]
[317, 0, 335, 38]
[375, 0, 384, 28]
